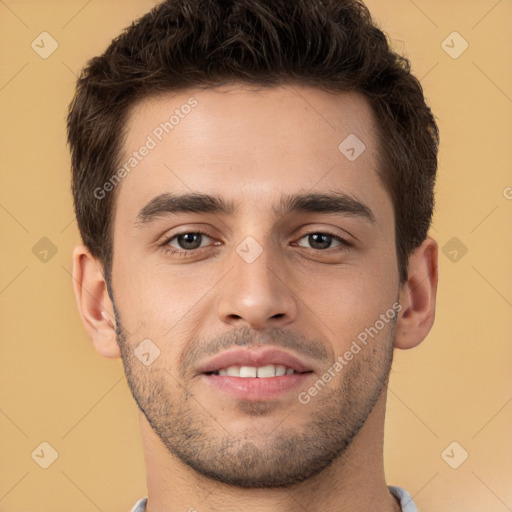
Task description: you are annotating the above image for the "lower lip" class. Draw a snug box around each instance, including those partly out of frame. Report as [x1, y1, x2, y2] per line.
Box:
[201, 373, 313, 400]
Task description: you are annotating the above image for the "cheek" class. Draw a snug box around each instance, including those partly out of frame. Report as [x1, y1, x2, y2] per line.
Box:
[113, 256, 221, 340]
[292, 257, 398, 348]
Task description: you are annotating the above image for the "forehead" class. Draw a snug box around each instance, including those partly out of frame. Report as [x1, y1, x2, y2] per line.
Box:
[114, 84, 389, 226]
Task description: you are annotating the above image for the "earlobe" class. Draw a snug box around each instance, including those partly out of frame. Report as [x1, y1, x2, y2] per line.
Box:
[72, 245, 121, 358]
[394, 237, 438, 350]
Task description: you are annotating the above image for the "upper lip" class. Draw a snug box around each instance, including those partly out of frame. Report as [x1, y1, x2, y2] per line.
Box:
[197, 347, 315, 375]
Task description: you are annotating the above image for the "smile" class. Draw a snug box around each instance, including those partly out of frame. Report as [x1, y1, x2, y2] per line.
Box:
[205, 364, 301, 378]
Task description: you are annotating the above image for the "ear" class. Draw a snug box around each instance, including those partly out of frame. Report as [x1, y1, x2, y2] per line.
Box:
[71, 244, 121, 358]
[395, 236, 438, 350]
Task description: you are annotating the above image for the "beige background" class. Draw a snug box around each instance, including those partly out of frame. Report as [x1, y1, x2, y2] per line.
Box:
[1, 1, 511, 510]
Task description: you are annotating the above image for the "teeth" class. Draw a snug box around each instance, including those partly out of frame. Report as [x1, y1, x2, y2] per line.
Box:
[213, 364, 296, 377]
[257, 365, 275, 378]
[275, 365, 287, 376]
[240, 366, 257, 378]
[226, 366, 240, 377]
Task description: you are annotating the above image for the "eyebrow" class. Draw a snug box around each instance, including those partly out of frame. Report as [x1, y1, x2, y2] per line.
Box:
[134, 191, 376, 227]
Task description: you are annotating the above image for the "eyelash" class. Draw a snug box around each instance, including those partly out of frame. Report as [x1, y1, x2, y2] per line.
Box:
[160, 230, 351, 258]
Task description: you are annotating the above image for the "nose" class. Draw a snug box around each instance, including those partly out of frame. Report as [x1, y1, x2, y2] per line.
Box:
[216, 241, 298, 330]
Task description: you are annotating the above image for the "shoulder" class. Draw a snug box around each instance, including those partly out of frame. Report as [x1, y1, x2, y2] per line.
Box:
[388, 485, 419, 512]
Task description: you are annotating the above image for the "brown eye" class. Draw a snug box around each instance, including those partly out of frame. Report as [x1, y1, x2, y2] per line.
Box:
[297, 232, 348, 250]
[163, 231, 215, 254]
[174, 233, 205, 250]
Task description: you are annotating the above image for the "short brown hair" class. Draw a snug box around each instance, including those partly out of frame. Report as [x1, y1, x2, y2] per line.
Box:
[67, 0, 439, 286]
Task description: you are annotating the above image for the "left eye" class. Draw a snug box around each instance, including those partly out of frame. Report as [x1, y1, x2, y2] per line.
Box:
[167, 232, 213, 251]
[296, 232, 347, 250]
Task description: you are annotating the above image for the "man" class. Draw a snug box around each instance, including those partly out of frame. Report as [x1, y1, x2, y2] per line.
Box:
[67, 0, 439, 510]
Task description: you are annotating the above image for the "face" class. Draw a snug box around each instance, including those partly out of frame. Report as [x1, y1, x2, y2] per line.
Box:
[110, 84, 400, 488]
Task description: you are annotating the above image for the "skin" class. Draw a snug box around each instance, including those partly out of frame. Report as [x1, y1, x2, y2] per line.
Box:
[72, 84, 438, 512]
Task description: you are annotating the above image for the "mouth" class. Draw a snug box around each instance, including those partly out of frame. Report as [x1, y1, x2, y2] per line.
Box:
[197, 347, 315, 375]
[205, 364, 308, 378]
[197, 348, 316, 400]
